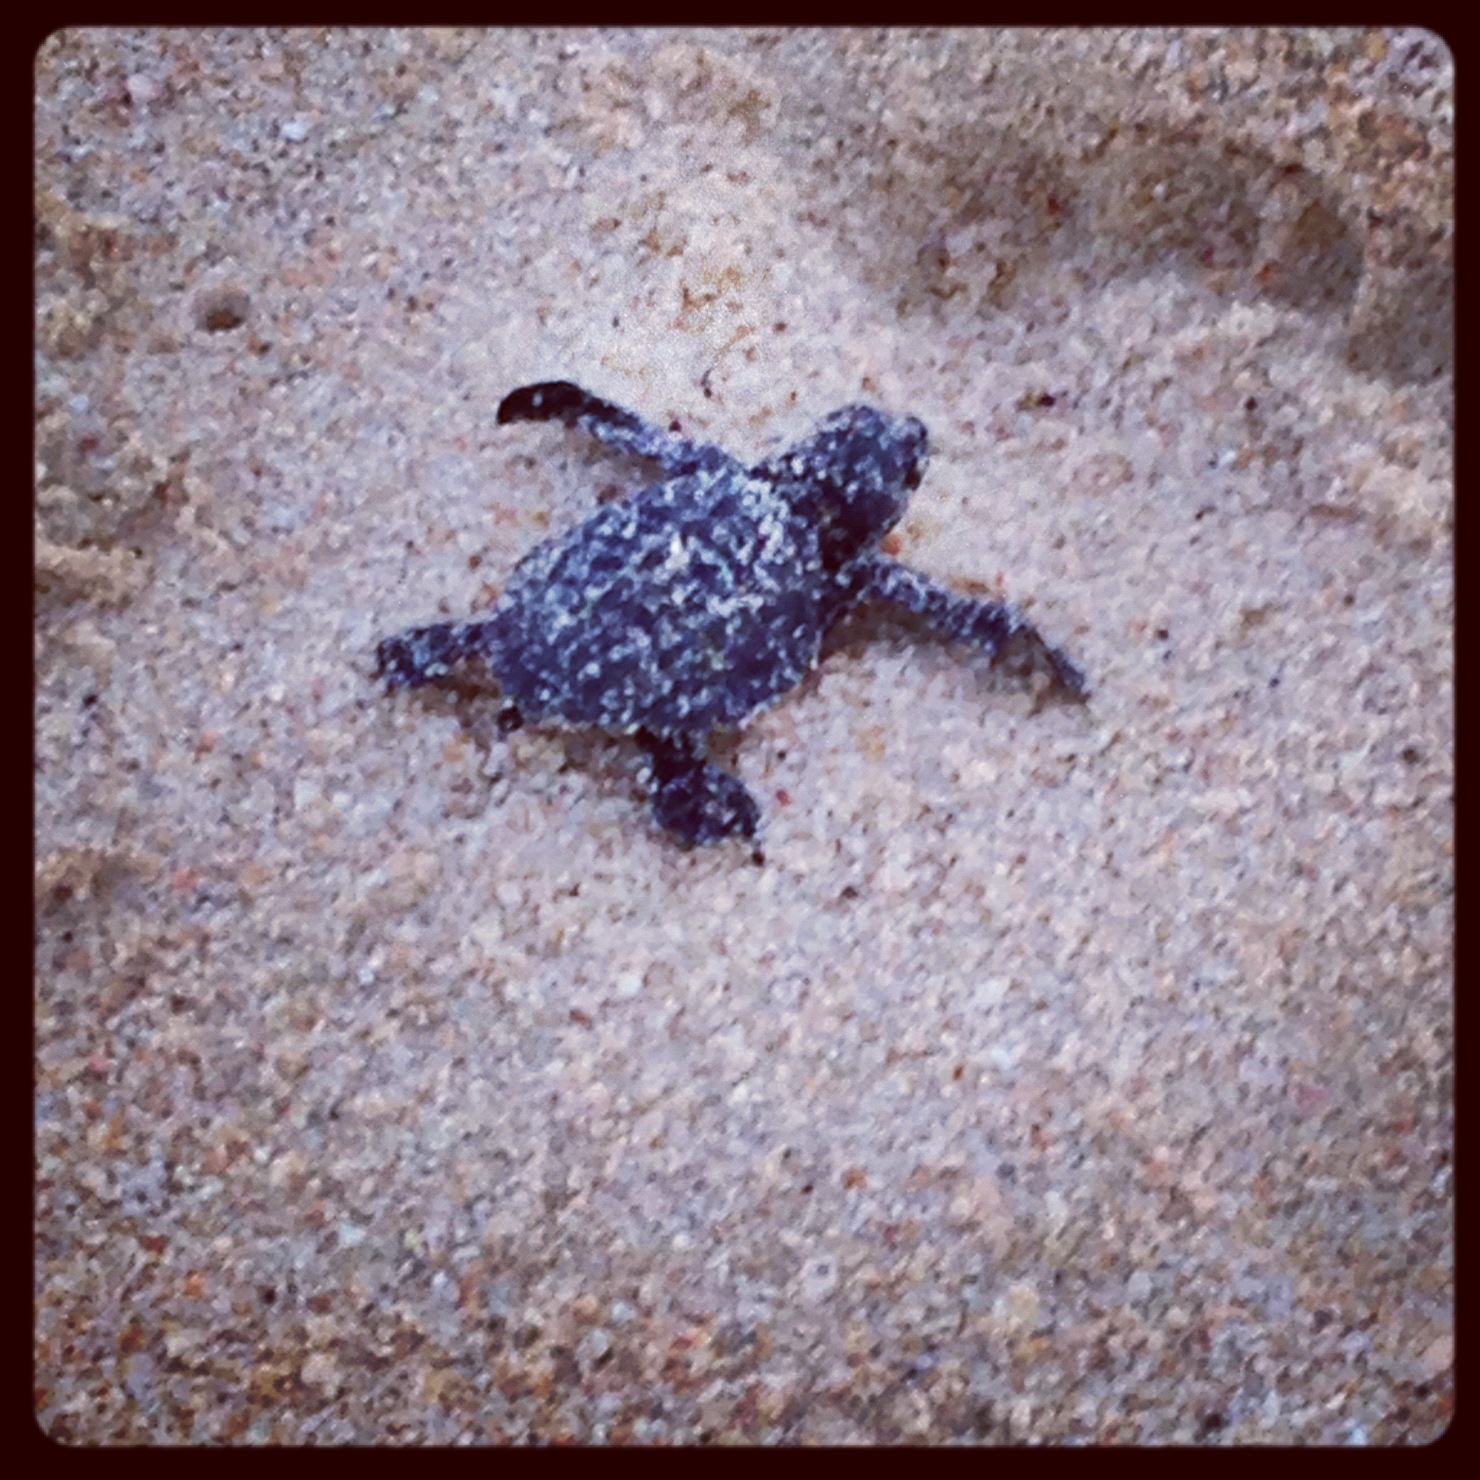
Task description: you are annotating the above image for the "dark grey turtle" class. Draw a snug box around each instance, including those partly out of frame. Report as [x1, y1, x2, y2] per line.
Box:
[376, 380, 1086, 846]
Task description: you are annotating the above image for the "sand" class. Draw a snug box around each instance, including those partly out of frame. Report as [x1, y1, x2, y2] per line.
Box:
[35, 27, 1451, 1443]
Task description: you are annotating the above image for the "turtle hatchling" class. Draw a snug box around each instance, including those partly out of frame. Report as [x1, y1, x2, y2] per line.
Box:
[375, 380, 1087, 846]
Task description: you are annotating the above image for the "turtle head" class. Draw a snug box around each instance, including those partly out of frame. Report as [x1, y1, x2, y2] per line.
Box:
[760, 405, 930, 569]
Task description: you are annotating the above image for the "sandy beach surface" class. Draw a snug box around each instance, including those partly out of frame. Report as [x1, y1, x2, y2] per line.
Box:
[36, 28, 1451, 1443]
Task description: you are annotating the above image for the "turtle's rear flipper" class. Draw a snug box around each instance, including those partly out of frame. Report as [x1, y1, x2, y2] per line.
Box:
[638, 731, 759, 845]
[375, 619, 504, 690]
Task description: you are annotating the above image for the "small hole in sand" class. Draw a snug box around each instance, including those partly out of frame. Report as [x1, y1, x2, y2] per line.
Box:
[196, 287, 251, 333]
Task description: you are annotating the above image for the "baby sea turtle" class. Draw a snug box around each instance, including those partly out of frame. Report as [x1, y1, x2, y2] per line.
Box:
[376, 380, 1086, 846]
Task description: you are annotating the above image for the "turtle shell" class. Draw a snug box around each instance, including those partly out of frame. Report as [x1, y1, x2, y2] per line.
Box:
[488, 465, 827, 736]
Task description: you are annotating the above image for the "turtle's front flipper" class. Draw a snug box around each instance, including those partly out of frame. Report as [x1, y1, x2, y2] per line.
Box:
[497, 381, 737, 480]
[637, 731, 759, 845]
[846, 553, 1088, 697]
